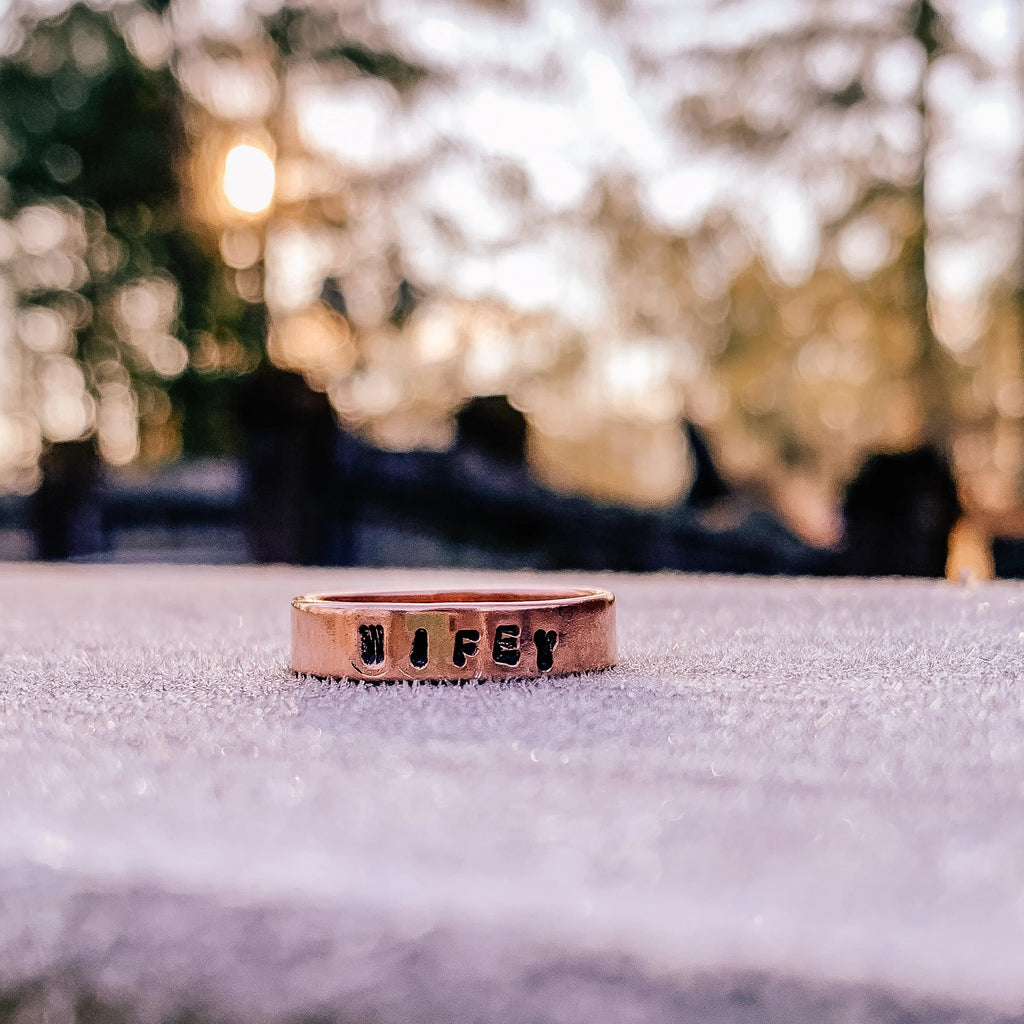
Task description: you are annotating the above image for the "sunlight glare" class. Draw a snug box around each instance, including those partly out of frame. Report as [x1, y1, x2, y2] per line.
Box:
[223, 144, 275, 215]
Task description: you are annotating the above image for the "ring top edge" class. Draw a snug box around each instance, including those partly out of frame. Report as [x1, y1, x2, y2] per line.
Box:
[291, 587, 614, 612]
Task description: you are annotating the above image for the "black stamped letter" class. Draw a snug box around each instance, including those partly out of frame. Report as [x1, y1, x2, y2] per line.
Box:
[410, 628, 429, 669]
[534, 629, 557, 672]
[452, 629, 480, 668]
[359, 624, 385, 665]
[492, 624, 521, 666]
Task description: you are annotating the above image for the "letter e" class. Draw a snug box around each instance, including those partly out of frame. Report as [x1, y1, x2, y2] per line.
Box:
[492, 624, 521, 666]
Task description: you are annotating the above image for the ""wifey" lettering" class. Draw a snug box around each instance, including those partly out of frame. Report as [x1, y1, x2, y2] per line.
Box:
[357, 623, 558, 672]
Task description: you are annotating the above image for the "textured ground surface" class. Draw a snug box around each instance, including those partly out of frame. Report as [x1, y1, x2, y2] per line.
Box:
[1, 564, 1023, 1023]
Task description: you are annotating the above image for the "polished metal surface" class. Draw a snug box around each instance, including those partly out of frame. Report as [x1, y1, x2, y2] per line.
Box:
[291, 588, 617, 680]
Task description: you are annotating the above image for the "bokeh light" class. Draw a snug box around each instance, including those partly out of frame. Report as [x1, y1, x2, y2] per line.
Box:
[0, 0, 1021, 575]
[222, 144, 275, 216]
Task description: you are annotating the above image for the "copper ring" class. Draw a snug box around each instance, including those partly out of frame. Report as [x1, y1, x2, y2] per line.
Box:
[291, 588, 616, 681]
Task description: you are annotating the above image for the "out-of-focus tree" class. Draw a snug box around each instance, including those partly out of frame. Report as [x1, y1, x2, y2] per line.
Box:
[175, 0, 436, 419]
[0, 0, 595, 491]
[629, 0, 1024, 525]
[927, 1, 1024, 518]
[0, 0, 443, 489]
[0, 1, 264, 490]
[172, 0, 606, 469]
[3, 0, 1020, 537]
[633, 1, 960, 477]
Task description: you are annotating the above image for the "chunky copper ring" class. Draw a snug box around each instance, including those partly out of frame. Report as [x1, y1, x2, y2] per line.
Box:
[291, 588, 616, 681]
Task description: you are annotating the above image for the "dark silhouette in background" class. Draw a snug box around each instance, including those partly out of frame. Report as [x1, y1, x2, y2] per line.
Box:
[235, 366, 338, 565]
[453, 395, 528, 469]
[836, 446, 960, 577]
[0, 2, 1003, 578]
[682, 421, 731, 510]
[31, 440, 102, 560]
[15, 389, 968, 577]
[327, 394, 828, 574]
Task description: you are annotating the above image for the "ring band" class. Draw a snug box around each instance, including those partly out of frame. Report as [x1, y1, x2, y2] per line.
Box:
[291, 588, 616, 680]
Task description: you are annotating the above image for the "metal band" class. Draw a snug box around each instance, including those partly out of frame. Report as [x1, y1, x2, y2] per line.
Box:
[291, 588, 616, 681]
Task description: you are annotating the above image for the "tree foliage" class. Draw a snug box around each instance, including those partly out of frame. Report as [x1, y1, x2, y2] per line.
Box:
[0, 2, 260, 483]
[0, 0, 1020, 521]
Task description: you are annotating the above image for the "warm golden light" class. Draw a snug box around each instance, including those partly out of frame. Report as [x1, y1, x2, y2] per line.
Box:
[222, 144, 275, 215]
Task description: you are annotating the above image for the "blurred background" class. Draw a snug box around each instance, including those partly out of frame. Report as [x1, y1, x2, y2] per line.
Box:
[0, 0, 1020, 576]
